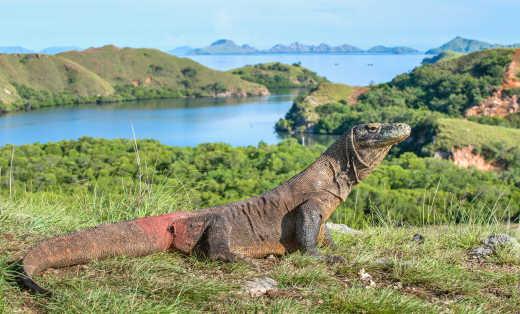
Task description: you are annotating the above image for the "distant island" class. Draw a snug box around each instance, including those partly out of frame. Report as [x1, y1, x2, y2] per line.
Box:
[426, 36, 520, 55]
[169, 39, 421, 55]
[0, 46, 81, 55]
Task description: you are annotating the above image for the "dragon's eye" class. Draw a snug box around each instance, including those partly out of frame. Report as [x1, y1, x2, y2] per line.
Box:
[366, 124, 379, 133]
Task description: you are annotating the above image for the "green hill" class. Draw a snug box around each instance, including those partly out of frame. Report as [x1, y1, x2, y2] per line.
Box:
[426, 36, 520, 55]
[0, 46, 269, 114]
[275, 82, 366, 132]
[276, 48, 520, 164]
[229, 62, 327, 91]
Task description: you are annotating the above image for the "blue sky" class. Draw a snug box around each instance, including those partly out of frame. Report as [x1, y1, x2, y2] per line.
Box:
[1, 0, 519, 51]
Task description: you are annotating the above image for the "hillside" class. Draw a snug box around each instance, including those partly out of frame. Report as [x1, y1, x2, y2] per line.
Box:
[421, 50, 465, 64]
[274, 82, 366, 133]
[426, 36, 520, 55]
[276, 48, 520, 170]
[0, 46, 269, 113]
[229, 62, 327, 90]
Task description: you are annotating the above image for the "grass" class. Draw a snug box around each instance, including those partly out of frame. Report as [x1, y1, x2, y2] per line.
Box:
[304, 82, 364, 106]
[430, 118, 520, 152]
[1, 187, 519, 313]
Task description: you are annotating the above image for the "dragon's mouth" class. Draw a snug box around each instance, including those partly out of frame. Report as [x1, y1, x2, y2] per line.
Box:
[380, 123, 411, 145]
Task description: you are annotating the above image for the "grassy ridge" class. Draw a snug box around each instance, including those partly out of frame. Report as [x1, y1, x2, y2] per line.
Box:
[430, 118, 520, 152]
[0, 46, 269, 113]
[61, 46, 262, 92]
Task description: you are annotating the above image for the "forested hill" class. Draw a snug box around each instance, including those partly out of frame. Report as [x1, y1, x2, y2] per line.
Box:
[0, 46, 269, 113]
[229, 62, 327, 90]
[276, 48, 520, 168]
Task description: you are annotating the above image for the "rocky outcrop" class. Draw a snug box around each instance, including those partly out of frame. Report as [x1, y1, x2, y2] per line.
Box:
[450, 145, 496, 171]
[465, 92, 519, 118]
[465, 49, 520, 118]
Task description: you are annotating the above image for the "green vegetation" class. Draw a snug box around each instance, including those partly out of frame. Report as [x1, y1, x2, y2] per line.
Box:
[358, 49, 513, 116]
[229, 62, 326, 91]
[277, 49, 520, 165]
[468, 112, 520, 129]
[1, 182, 519, 312]
[422, 50, 465, 64]
[0, 46, 268, 113]
[276, 82, 366, 133]
[1, 138, 518, 227]
[427, 118, 520, 153]
[279, 48, 515, 133]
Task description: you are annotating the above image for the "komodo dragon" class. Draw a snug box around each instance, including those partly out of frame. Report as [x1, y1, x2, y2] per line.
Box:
[12, 122, 410, 295]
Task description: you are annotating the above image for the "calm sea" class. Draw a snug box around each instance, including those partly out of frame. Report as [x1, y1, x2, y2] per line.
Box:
[0, 54, 425, 146]
[189, 53, 426, 86]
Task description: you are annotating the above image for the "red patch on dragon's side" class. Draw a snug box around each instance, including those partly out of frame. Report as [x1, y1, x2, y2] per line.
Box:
[135, 211, 196, 251]
[170, 219, 206, 253]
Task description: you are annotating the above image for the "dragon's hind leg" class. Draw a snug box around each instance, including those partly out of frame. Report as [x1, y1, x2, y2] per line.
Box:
[189, 213, 241, 262]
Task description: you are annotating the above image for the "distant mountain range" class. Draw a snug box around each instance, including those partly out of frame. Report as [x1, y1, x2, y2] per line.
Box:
[169, 39, 421, 55]
[0, 46, 81, 54]
[426, 36, 520, 55]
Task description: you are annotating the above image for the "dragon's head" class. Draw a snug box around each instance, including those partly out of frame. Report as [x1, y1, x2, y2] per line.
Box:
[349, 122, 410, 180]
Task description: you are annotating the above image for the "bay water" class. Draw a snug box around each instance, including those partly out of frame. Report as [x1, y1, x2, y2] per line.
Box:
[0, 54, 425, 147]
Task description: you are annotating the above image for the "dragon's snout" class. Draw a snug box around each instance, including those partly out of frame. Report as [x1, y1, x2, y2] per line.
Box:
[389, 123, 411, 143]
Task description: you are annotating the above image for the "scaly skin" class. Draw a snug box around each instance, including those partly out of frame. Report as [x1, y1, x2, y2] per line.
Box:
[13, 122, 410, 295]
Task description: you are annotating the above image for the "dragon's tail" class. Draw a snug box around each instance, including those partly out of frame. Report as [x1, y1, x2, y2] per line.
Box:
[15, 212, 183, 295]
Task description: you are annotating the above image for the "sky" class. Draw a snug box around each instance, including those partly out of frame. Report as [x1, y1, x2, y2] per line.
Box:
[1, 0, 519, 51]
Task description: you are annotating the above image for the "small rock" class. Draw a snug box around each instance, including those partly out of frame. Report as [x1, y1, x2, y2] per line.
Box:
[470, 246, 493, 258]
[358, 268, 376, 287]
[470, 234, 519, 259]
[413, 234, 424, 243]
[482, 234, 519, 250]
[265, 254, 276, 261]
[393, 282, 403, 290]
[372, 257, 393, 267]
[326, 222, 362, 235]
[242, 277, 278, 297]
